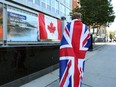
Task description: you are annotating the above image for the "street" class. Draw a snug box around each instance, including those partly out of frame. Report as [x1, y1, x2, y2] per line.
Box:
[82, 42, 116, 87]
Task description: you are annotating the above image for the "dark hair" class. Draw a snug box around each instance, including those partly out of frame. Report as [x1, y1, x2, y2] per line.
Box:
[71, 12, 81, 20]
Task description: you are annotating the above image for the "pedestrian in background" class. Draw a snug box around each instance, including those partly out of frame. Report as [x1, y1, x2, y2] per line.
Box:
[59, 12, 91, 87]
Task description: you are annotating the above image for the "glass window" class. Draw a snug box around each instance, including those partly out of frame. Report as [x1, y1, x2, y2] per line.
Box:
[35, 0, 40, 5]
[59, 4, 62, 15]
[7, 7, 39, 42]
[59, 4, 65, 15]
[47, 0, 51, 5]
[55, 1, 59, 14]
[28, 0, 33, 2]
[51, 1, 55, 12]
[66, 0, 71, 7]
[61, 0, 65, 4]
[47, 0, 51, 10]
[41, 0, 47, 8]
[67, 0, 70, 4]
[62, 5, 65, 15]
[66, 8, 70, 16]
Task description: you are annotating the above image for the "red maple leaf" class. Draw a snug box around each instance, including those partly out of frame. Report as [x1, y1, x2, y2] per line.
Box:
[48, 22, 56, 33]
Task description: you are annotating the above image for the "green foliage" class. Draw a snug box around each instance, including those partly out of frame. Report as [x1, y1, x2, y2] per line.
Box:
[72, 0, 115, 26]
[109, 30, 116, 38]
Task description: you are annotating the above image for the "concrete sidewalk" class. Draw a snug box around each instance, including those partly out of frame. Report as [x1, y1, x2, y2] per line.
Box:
[20, 42, 106, 87]
[20, 69, 59, 87]
[82, 42, 116, 87]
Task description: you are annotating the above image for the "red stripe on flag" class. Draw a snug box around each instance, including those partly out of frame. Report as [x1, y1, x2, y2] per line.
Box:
[57, 20, 62, 40]
[83, 34, 90, 46]
[38, 13, 47, 39]
[60, 48, 75, 57]
[60, 60, 71, 87]
[74, 58, 80, 87]
[72, 21, 82, 55]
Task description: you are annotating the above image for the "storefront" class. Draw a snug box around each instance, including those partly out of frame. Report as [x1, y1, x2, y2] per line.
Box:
[0, 0, 66, 86]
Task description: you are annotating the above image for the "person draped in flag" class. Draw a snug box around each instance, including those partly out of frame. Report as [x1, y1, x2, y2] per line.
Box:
[59, 12, 91, 87]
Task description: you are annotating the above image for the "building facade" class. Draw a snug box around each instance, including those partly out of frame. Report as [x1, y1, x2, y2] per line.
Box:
[0, 0, 72, 86]
[11, 0, 72, 21]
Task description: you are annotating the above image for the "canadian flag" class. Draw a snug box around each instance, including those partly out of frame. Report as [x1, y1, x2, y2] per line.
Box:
[38, 13, 62, 40]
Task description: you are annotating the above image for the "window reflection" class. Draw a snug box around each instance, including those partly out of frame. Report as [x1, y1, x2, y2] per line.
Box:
[28, 0, 33, 2]
[41, 0, 46, 8]
[35, 0, 40, 5]
[66, 8, 70, 16]
[47, 0, 51, 11]
[55, 1, 59, 14]
[51, 1, 55, 12]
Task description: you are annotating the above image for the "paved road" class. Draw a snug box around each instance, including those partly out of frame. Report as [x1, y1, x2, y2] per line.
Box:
[82, 43, 116, 87]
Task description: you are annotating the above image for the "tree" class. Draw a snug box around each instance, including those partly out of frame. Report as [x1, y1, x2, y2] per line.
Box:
[72, 0, 115, 27]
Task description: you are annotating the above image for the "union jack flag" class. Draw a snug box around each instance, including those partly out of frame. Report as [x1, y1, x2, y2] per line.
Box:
[59, 19, 91, 87]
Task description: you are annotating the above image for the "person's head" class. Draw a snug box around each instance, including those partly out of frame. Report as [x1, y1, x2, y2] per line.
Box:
[71, 12, 81, 20]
